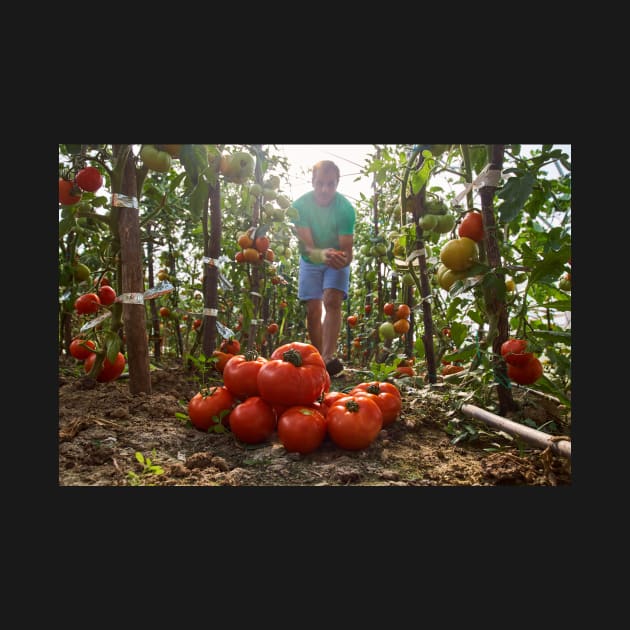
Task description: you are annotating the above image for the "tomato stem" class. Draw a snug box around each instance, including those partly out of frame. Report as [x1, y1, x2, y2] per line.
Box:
[282, 348, 303, 367]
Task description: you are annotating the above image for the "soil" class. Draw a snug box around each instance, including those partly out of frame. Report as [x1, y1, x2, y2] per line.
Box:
[58, 357, 572, 487]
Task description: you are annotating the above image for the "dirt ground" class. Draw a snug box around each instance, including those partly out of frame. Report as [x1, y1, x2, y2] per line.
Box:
[58, 357, 572, 487]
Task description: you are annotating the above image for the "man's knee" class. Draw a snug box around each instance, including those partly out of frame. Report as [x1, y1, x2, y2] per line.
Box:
[323, 289, 343, 311]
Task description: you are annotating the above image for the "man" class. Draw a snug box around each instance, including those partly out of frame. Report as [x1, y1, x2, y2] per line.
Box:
[293, 160, 356, 377]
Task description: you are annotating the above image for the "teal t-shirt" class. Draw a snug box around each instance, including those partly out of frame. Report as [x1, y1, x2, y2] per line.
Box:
[293, 191, 356, 263]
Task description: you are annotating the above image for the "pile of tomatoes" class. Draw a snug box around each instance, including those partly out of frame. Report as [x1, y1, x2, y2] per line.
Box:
[187, 341, 402, 454]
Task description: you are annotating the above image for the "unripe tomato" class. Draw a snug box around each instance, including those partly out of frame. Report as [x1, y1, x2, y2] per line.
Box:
[75, 166, 103, 192]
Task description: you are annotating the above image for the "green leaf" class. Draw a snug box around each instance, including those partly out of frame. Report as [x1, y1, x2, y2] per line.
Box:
[450, 321, 468, 348]
[497, 172, 535, 222]
[59, 214, 76, 239]
[530, 246, 571, 284]
[443, 343, 478, 363]
[189, 179, 210, 221]
[180, 144, 209, 186]
[105, 334, 121, 364]
[135, 452, 145, 465]
[539, 299, 572, 312]
[528, 329, 572, 345]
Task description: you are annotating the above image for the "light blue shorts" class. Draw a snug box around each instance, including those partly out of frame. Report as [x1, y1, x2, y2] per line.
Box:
[298, 257, 350, 301]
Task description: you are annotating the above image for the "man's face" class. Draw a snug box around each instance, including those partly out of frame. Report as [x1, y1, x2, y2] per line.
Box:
[312, 169, 338, 206]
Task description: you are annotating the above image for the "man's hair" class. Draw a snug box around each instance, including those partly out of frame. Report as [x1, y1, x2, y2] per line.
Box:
[312, 160, 340, 182]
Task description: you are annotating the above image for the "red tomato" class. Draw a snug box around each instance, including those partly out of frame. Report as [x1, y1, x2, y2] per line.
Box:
[188, 386, 235, 432]
[326, 395, 383, 450]
[193, 318, 202, 330]
[84, 352, 126, 382]
[500, 338, 532, 366]
[74, 292, 101, 315]
[458, 211, 484, 241]
[442, 327, 451, 337]
[267, 322, 279, 335]
[347, 314, 358, 327]
[59, 178, 82, 205]
[75, 166, 103, 192]
[220, 338, 241, 354]
[394, 366, 414, 378]
[254, 235, 270, 252]
[321, 391, 348, 416]
[229, 397, 276, 444]
[257, 342, 328, 406]
[351, 381, 401, 400]
[277, 406, 327, 454]
[98, 285, 116, 306]
[507, 356, 543, 385]
[211, 350, 234, 373]
[69, 338, 96, 360]
[159, 306, 171, 318]
[364, 304, 372, 314]
[350, 382, 402, 426]
[222, 353, 268, 399]
[383, 302, 395, 316]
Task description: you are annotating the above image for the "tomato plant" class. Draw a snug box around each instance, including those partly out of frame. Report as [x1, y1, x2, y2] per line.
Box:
[326, 395, 383, 450]
[75, 166, 103, 192]
[277, 406, 327, 454]
[187, 386, 235, 432]
[222, 352, 268, 399]
[84, 352, 126, 382]
[257, 342, 328, 406]
[69, 338, 96, 360]
[229, 396, 276, 444]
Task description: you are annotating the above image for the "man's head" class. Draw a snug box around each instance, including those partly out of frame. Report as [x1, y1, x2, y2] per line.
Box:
[312, 160, 340, 206]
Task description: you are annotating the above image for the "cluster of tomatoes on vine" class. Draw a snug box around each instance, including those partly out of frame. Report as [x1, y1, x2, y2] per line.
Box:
[59, 165, 104, 206]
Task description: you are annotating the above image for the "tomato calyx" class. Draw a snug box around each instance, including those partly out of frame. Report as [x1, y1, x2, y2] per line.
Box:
[344, 399, 360, 413]
[366, 384, 381, 396]
[282, 348, 303, 367]
[200, 386, 219, 398]
[244, 349, 259, 362]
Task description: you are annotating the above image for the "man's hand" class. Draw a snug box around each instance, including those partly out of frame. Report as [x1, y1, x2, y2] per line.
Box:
[325, 248, 348, 269]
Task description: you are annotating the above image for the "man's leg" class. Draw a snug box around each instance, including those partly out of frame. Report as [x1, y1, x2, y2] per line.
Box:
[321, 288, 344, 362]
[306, 299, 323, 352]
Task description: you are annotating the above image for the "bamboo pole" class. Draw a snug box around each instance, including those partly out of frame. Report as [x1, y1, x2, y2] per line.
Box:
[461, 403, 571, 459]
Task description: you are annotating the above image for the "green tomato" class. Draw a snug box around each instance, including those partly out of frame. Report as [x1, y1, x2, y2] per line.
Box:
[140, 145, 172, 172]
[379, 322, 396, 341]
